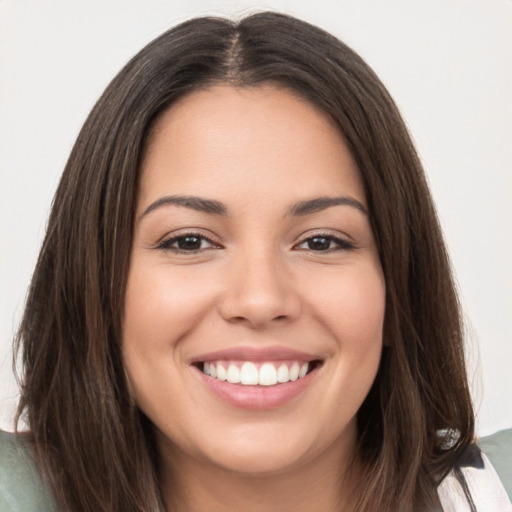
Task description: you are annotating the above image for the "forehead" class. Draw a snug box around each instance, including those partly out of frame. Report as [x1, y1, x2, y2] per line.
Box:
[138, 85, 366, 211]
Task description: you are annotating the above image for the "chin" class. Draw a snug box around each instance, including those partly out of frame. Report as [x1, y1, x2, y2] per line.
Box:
[206, 444, 309, 476]
[191, 421, 345, 477]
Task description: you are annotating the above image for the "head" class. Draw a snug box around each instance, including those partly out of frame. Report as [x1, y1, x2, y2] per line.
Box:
[16, 11, 474, 512]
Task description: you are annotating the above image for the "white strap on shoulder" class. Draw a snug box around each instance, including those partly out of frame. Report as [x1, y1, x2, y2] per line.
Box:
[438, 453, 512, 511]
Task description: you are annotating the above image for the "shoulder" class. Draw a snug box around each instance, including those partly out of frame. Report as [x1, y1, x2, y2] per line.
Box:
[438, 443, 512, 512]
[479, 428, 512, 499]
[0, 430, 58, 512]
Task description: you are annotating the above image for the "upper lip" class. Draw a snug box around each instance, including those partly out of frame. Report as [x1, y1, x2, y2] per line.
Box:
[190, 346, 320, 364]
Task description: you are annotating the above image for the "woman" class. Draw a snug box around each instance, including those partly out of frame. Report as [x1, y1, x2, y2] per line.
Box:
[1, 11, 510, 512]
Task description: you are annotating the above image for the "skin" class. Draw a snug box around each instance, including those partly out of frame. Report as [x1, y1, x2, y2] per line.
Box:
[123, 85, 386, 512]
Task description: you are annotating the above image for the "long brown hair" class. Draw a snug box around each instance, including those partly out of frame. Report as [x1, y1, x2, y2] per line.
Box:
[14, 12, 474, 511]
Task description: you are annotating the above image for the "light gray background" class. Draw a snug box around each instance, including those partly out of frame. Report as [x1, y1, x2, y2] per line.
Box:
[1, 0, 511, 436]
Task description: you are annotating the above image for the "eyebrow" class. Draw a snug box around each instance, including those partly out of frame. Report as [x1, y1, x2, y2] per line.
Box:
[139, 194, 367, 220]
[140, 195, 228, 219]
[286, 196, 368, 217]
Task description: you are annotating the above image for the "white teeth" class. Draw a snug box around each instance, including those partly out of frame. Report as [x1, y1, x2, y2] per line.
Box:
[277, 363, 289, 383]
[216, 364, 227, 381]
[259, 363, 277, 386]
[226, 364, 241, 383]
[289, 362, 300, 381]
[202, 360, 313, 386]
[240, 362, 259, 385]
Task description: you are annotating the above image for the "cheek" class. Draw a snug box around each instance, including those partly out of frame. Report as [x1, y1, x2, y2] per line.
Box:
[306, 261, 385, 404]
[121, 262, 220, 410]
[122, 261, 215, 419]
[308, 264, 385, 426]
[310, 262, 386, 349]
[123, 260, 218, 348]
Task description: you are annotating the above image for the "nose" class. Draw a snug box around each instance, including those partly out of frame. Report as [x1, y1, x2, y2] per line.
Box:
[218, 249, 301, 329]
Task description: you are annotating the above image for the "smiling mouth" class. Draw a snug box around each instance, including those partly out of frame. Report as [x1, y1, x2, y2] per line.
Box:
[195, 360, 322, 387]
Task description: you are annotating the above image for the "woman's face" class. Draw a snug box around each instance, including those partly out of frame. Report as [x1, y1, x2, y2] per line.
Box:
[123, 85, 385, 477]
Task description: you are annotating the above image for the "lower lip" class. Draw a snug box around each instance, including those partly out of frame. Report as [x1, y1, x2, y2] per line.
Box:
[194, 366, 318, 410]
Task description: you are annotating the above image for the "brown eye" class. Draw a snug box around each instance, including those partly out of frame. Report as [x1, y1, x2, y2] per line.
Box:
[296, 235, 355, 252]
[307, 237, 332, 251]
[157, 234, 218, 252]
[177, 236, 203, 251]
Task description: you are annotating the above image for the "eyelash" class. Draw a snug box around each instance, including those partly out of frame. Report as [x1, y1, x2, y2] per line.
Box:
[155, 232, 355, 254]
[295, 234, 355, 252]
[156, 232, 219, 253]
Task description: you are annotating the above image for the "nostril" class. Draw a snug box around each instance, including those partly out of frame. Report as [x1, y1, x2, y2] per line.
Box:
[228, 316, 249, 324]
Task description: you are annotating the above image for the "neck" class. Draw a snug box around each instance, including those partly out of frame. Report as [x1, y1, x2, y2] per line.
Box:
[159, 438, 360, 512]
